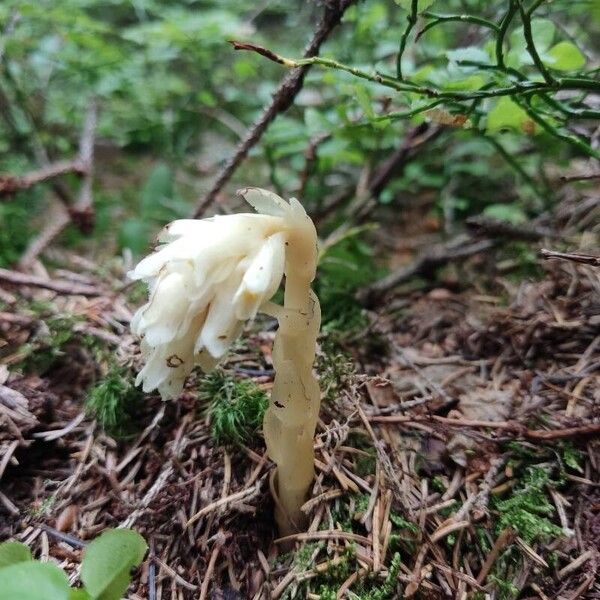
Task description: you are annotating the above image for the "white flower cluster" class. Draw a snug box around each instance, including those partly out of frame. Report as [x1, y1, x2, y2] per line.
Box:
[130, 188, 309, 399]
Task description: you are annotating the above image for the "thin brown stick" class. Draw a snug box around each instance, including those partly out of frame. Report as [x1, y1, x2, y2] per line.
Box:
[476, 528, 515, 585]
[70, 99, 97, 232]
[540, 248, 600, 267]
[358, 235, 494, 307]
[0, 159, 86, 197]
[467, 216, 561, 241]
[0, 267, 104, 296]
[370, 414, 600, 440]
[192, 0, 355, 217]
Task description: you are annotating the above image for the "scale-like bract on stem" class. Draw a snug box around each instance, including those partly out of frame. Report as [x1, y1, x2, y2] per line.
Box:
[130, 188, 321, 533]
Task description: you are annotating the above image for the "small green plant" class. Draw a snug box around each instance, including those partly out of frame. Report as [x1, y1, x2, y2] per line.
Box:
[0, 529, 147, 600]
[199, 370, 268, 445]
[85, 365, 144, 436]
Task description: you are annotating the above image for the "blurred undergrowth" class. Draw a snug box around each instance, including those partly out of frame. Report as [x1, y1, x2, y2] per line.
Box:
[1, 0, 597, 272]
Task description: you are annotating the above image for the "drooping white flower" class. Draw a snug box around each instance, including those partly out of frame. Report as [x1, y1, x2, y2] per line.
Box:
[129, 188, 314, 400]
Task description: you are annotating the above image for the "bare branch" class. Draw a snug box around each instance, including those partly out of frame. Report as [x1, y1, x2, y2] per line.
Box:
[192, 0, 355, 217]
[540, 248, 600, 267]
[466, 216, 562, 241]
[358, 235, 495, 307]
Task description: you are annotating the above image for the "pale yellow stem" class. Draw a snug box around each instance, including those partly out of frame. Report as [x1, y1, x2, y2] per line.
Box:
[263, 210, 321, 535]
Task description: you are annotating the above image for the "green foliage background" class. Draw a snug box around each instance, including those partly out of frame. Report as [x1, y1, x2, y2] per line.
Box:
[1, 0, 598, 274]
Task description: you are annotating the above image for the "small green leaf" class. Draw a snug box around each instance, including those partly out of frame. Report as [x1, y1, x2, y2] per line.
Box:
[486, 97, 535, 134]
[80, 529, 147, 600]
[0, 541, 32, 568]
[0, 561, 71, 600]
[545, 41, 586, 71]
[139, 163, 174, 218]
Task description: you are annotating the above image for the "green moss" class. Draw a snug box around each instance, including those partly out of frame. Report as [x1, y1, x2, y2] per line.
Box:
[85, 364, 144, 437]
[199, 370, 268, 446]
[493, 466, 562, 544]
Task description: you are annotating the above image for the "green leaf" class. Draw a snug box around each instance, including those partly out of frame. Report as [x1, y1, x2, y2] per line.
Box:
[395, 0, 436, 12]
[483, 203, 527, 224]
[486, 97, 534, 134]
[0, 561, 71, 600]
[0, 541, 32, 568]
[545, 41, 586, 71]
[80, 529, 147, 600]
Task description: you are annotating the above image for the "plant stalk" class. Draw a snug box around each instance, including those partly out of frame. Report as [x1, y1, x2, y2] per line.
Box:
[263, 216, 321, 535]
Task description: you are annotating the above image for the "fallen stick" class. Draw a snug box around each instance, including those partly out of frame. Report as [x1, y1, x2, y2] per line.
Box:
[0, 267, 104, 296]
[0, 159, 86, 196]
[540, 248, 600, 267]
[466, 216, 562, 241]
[369, 414, 600, 440]
[358, 235, 494, 307]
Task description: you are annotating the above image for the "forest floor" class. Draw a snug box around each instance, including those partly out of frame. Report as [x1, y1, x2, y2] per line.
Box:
[1, 225, 600, 600]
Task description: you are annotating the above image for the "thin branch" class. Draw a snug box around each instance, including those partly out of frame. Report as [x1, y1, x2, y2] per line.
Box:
[481, 135, 549, 201]
[0, 159, 86, 197]
[514, 96, 600, 159]
[497, 0, 518, 69]
[466, 216, 562, 241]
[357, 235, 495, 307]
[517, 0, 554, 84]
[418, 12, 500, 41]
[70, 99, 97, 232]
[396, 0, 419, 80]
[540, 248, 600, 267]
[0, 267, 105, 296]
[233, 45, 600, 100]
[191, 0, 355, 218]
[19, 99, 98, 268]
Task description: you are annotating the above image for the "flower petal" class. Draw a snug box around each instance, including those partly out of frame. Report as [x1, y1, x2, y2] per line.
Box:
[238, 187, 289, 217]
